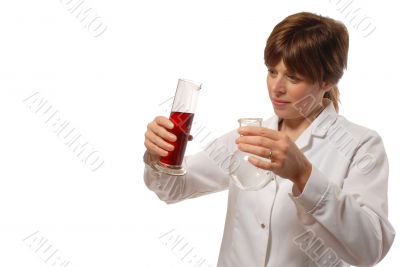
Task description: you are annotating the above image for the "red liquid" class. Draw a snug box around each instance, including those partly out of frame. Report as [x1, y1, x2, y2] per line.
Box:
[160, 112, 194, 167]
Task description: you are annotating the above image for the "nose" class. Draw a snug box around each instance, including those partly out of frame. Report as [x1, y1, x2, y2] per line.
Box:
[270, 75, 286, 95]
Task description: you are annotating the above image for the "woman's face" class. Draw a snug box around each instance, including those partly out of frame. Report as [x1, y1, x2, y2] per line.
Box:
[267, 60, 328, 120]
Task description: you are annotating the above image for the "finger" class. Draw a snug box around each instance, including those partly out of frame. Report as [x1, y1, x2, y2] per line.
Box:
[155, 116, 174, 130]
[236, 135, 277, 149]
[148, 121, 177, 142]
[237, 143, 276, 159]
[248, 156, 279, 171]
[144, 138, 169, 157]
[238, 126, 280, 140]
[145, 130, 175, 152]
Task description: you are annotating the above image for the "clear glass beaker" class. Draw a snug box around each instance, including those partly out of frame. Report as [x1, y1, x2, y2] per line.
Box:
[229, 118, 274, 190]
[152, 79, 202, 176]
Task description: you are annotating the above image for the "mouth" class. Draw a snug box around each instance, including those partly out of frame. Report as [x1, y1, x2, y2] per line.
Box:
[272, 99, 291, 107]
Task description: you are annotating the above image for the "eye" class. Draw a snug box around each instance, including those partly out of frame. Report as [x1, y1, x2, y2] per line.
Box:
[267, 69, 277, 76]
[286, 74, 302, 83]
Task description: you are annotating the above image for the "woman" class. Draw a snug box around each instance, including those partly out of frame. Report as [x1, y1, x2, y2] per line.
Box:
[143, 12, 395, 266]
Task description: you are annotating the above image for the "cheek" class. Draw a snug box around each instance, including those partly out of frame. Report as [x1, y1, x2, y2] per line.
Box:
[288, 85, 314, 101]
[266, 77, 273, 94]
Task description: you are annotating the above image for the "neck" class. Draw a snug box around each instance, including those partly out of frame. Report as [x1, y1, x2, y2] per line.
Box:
[279, 99, 329, 138]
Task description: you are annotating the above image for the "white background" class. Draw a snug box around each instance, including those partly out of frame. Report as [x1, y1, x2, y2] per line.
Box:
[1, 0, 399, 266]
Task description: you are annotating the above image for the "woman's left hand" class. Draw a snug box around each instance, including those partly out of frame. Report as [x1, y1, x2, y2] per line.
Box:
[236, 126, 312, 192]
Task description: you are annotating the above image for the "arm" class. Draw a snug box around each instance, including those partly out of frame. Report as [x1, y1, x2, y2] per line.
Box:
[290, 132, 396, 266]
[143, 130, 237, 204]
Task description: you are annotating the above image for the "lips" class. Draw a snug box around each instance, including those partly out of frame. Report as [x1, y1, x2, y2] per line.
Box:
[272, 99, 291, 108]
[272, 99, 291, 103]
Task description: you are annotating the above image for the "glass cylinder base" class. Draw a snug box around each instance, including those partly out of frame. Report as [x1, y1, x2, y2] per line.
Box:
[151, 161, 187, 176]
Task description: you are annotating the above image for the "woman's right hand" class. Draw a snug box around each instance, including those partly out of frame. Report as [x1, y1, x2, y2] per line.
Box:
[144, 116, 177, 159]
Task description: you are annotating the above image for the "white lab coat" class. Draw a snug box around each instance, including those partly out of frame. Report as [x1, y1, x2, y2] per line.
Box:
[143, 101, 395, 267]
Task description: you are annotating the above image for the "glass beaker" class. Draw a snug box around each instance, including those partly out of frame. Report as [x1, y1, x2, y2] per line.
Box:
[229, 118, 274, 190]
[152, 79, 202, 176]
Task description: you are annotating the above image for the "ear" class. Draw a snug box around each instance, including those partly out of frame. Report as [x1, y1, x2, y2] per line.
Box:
[321, 82, 334, 93]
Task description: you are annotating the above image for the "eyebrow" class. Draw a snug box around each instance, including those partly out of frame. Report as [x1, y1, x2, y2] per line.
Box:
[267, 66, 288, 73]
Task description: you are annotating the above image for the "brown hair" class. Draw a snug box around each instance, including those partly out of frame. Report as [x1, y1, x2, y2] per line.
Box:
[264, 12, 349, 111]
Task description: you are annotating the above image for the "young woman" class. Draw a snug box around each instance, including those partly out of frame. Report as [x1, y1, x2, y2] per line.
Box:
[143, 12, 395, 267]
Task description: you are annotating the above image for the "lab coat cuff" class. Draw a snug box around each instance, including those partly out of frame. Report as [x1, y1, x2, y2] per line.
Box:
[143, 151, 188, 194]
[291, 165, 331, 214]
[143, 151, 163, 189]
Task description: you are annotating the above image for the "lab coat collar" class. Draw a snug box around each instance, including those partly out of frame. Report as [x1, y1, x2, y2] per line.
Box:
[311, 101, 338, 137]
[265, 100, 338, 151]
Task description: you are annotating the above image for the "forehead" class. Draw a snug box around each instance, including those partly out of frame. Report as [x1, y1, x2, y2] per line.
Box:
[274, 60, 286, 70]
[269, 59, 290, 72]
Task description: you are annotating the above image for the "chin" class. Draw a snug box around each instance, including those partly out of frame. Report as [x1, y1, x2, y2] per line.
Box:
[272, 108, 297, 120]
[273, 109, 287, 118]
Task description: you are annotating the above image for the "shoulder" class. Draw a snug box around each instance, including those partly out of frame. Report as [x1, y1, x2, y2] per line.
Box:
[330, 115, 389, 178]
[328, 115, 386, 162]
[333, 115, 382, 143]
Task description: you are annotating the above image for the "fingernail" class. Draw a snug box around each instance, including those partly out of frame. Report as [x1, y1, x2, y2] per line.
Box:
[171, 135, 177, 141]
[168, 122, 174, 129]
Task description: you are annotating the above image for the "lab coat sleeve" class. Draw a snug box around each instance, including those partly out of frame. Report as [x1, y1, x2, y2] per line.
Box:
[290, 131, 396, 266]
[143, 130, 237, 204]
